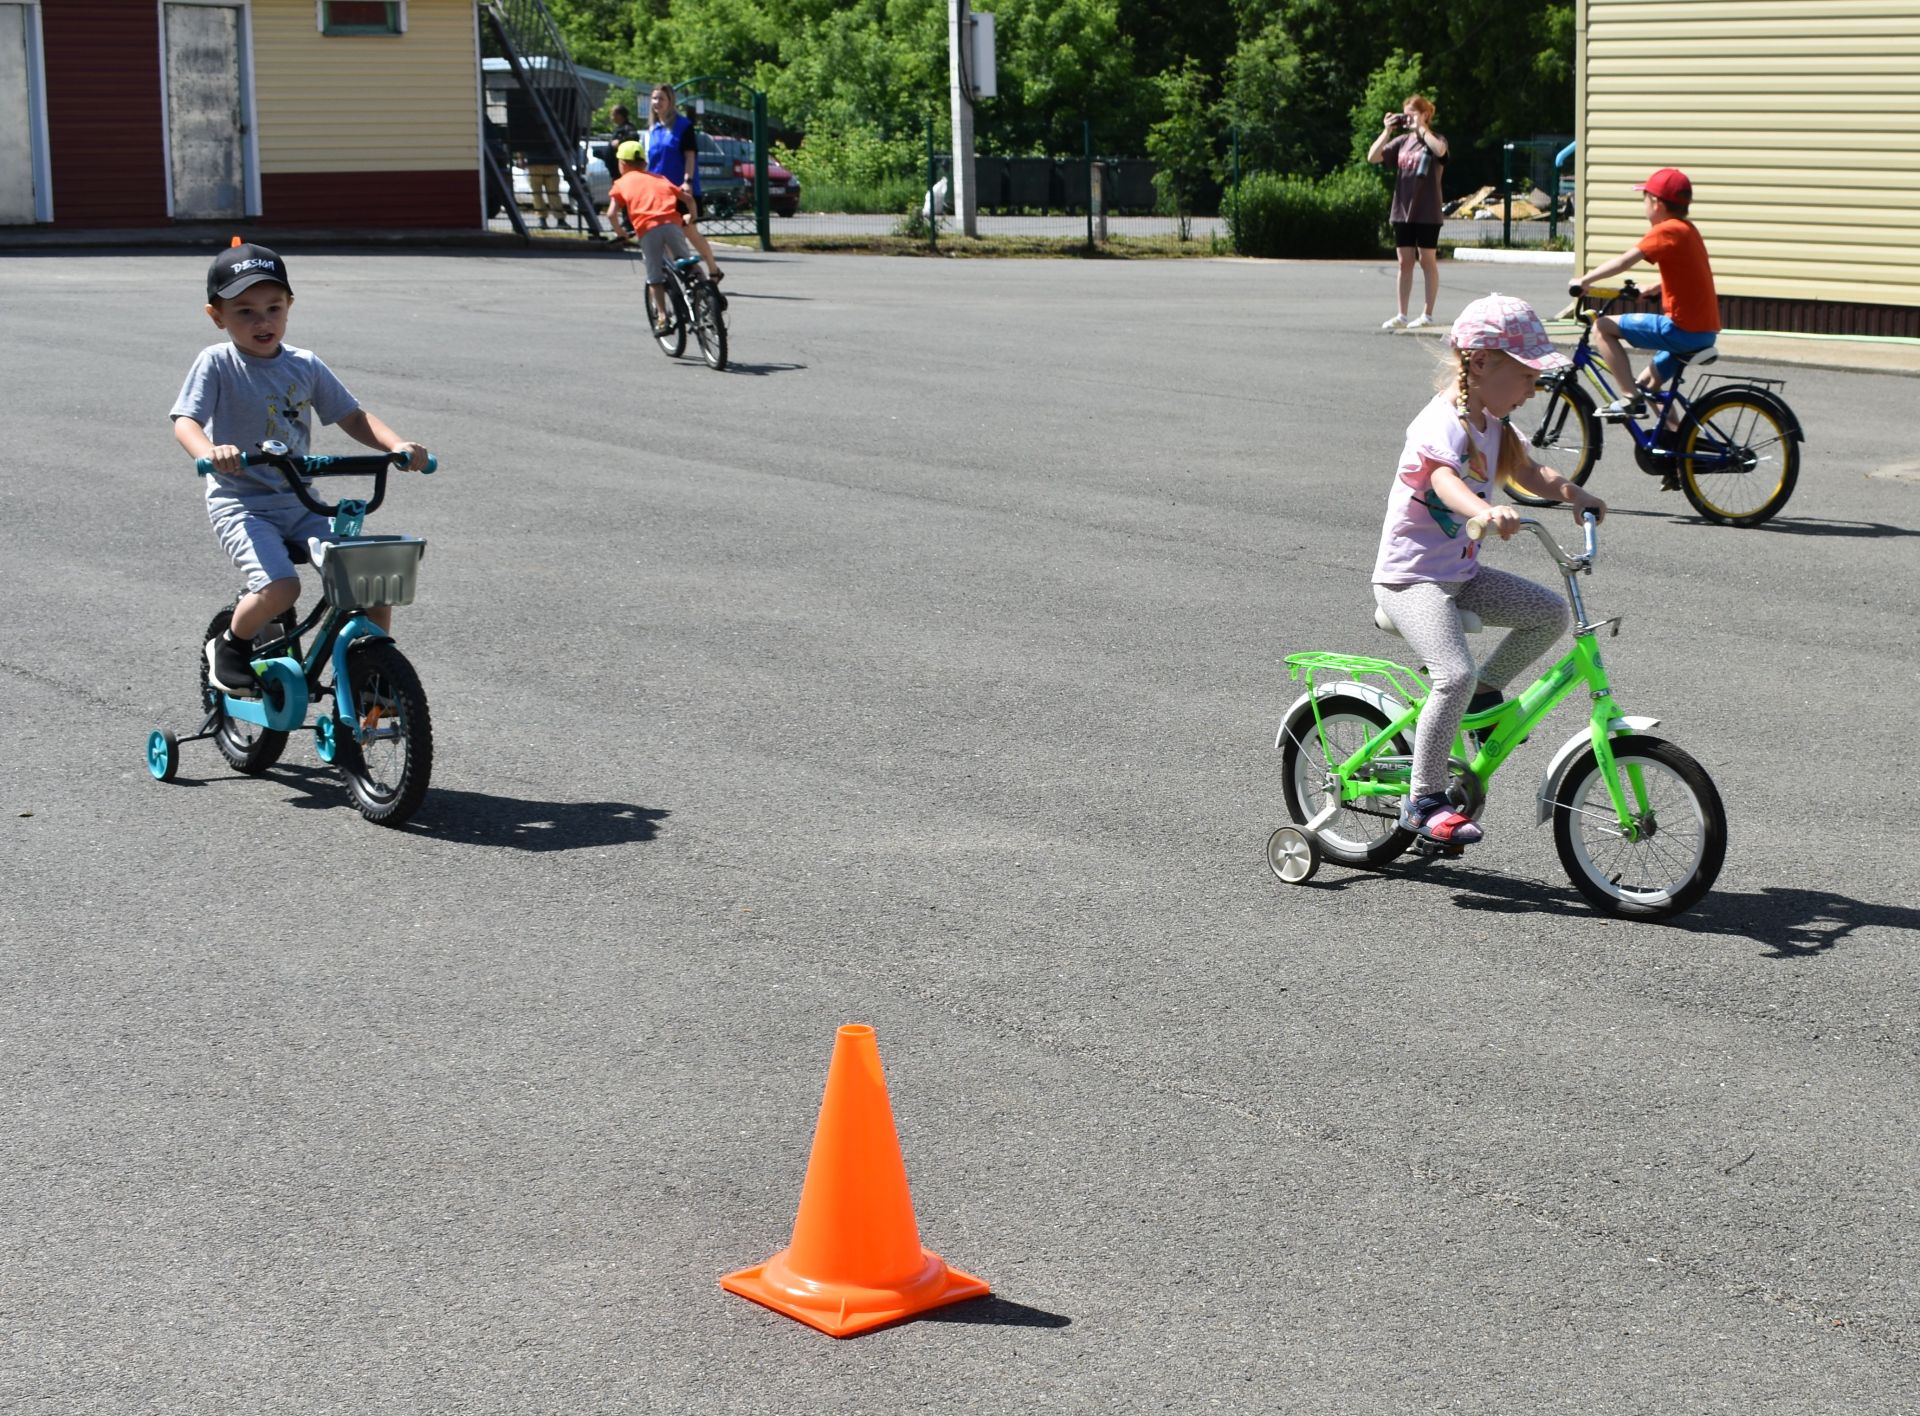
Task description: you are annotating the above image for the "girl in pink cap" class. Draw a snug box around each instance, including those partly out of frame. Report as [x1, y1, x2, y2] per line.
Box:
[1371, 293, 1608, 847]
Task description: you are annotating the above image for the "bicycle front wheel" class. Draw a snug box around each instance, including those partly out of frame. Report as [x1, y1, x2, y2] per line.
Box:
[1278, 694, 1415, 867]
[201, 606, 294, 774]
[652, 281, 687, 358]
[1550, 735, 1725, 920]
[690, 282, 729, 370]
[334, 639, 433, 825]
[1508, 378, 1599, 505]
[1678, 386, 1800, 527]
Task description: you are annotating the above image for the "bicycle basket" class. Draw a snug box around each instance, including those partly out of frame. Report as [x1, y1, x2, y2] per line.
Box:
[314, 535, 427, 610]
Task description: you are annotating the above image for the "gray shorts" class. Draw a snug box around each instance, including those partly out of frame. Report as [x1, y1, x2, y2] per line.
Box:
[209, 492, 336, 593]
[640, 222, 694, 284]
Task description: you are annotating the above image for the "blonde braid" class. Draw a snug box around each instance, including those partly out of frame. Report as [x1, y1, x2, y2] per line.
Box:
[1455, 348, 1474, 422]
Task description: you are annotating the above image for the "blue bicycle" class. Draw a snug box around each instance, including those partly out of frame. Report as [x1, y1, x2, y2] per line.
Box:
[1517, 279, 1804, 527]
[146, 440, 438, 826]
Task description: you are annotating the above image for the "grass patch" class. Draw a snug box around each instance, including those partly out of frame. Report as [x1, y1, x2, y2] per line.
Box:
[764, 231, 1233, 259]
[798, 177, 928, 215]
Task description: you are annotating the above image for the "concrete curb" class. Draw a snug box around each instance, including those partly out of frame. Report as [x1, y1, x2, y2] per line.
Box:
[1450, 247, 1574, 266]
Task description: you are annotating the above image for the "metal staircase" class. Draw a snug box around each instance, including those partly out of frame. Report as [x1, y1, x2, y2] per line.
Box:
[481, 0, 602, 236]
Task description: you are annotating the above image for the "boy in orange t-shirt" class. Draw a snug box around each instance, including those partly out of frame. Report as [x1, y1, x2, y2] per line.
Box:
[1570, 168, 1721, 428]
[605, 140, 703, 333]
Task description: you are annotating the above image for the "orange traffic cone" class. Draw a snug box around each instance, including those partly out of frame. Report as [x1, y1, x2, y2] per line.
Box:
[721, 1023, 989, 1336]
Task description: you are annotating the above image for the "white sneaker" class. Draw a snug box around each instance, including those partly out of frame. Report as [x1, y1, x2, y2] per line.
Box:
[1381, 313, 1409, 330]
[1406, 313, 1434, 329]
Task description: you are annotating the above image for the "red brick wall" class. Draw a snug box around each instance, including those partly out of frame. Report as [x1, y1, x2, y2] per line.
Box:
[261, 170, 480, 227]
[44, 0, 169, 226]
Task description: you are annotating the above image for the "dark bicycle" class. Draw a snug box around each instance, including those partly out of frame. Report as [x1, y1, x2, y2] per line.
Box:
[647, 253, 729, 371]
[1515, 279, 1804, 527]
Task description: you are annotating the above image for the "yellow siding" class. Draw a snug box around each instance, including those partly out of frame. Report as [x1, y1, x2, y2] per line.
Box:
[253, 0, 478, 173]
[1576, 0, 1920, 307]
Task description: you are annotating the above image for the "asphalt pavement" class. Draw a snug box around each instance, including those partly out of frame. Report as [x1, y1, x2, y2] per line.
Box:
[3, 249, 1918, 1413]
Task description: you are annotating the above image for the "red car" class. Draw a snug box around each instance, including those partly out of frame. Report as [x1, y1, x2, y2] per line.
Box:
[711, 136, 801, 218]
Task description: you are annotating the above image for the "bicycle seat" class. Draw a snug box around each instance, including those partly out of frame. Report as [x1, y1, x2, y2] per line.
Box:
[1375, 605, 1482, 635]
[282, 538, 312, 566]
[1676, 347, 1719, 368]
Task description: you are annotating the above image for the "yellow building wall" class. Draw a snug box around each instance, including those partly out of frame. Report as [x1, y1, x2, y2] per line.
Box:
[1577, 0, 1920, 309]
[253, 0, 479, 173]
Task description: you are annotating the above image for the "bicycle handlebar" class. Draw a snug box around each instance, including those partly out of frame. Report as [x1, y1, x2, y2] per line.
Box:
[1466, 510, 1599, 571]
[194, 440, 436, 520]
[1566, 277, 1639, 321]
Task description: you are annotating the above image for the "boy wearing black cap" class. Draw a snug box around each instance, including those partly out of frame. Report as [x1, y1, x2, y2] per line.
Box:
[171, 242, 429, 695]
[1570, 167, 1722, 430]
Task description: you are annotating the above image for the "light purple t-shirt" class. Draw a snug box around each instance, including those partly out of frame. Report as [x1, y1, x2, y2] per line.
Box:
[1373, 393, 1525, 585]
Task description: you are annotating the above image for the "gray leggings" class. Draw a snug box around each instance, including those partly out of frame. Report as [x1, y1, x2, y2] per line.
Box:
[1373, 569, 1570, 798]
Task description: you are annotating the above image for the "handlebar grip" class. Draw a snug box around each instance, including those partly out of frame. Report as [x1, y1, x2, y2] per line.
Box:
[1465, 513, 1492, 541]
[419, 452, 438, 475]
[194, 450, 257, 476]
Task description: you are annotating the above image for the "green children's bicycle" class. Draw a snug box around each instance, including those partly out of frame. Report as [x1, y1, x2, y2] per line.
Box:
[1269, 512, 1727, 920]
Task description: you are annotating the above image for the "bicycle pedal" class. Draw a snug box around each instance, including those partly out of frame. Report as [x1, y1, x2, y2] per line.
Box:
[1411, 837, 1468, 858]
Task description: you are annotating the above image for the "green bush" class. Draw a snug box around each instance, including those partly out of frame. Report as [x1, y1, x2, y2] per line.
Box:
[1223, 167, 1390, 259]
[800, 176, 927, 215]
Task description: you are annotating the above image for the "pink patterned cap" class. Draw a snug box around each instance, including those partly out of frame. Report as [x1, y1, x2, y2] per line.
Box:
[1448, 293, 1570, 371]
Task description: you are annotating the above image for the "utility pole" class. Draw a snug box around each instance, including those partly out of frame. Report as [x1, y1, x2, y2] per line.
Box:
[948, 0, 977, 237]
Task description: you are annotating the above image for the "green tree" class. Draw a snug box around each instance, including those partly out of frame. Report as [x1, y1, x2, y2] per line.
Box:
[1145, 58, 1214, 238]
[1349, 48, 1430, 171]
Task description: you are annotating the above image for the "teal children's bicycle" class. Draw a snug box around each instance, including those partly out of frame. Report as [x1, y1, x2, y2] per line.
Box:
[1269, 512, 1727, 920]
[1516, 280, 1803, 528]
[145, 440, 438, 826]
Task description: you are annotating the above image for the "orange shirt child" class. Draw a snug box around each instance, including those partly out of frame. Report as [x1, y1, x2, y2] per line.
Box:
[609, 170, 684, 237]
[1637, 218, 1720, 334]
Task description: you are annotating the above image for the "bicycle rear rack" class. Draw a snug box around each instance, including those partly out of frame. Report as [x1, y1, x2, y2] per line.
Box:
[1285, 651, 1429, 707]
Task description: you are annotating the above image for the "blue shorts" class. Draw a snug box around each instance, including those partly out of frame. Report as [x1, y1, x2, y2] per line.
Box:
[209, 492, 336, 594]
[1615, 313, 1718, 384]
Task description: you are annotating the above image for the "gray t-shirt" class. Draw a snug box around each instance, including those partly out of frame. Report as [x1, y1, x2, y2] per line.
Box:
[170, 342, 358, 500]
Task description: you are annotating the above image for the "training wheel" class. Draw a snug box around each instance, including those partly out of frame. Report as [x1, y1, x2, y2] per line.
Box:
[313, 715, 339, 764]
[146, 728, 180, 783]
[1267, 826, 1320, 884]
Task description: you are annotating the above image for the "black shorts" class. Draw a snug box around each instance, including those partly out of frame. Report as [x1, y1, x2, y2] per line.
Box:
[1392, 221, 1441, 251]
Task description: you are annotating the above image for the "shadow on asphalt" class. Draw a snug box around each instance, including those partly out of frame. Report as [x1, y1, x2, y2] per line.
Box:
[719, 361, 808, 377]
[1577, 506, 1917, 540]
[272, 766, 668, 851]
[1412, 864, 1906, 955]
[913, 1295, 1073, 1329]
[1284, 859, 1910, 957]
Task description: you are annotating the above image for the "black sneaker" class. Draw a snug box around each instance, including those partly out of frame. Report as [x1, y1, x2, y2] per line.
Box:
[1466, 687, 1530, 749]
[206, 634, 259, 696]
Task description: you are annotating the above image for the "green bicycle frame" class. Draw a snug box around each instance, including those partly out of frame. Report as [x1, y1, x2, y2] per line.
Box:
[1287, 518, 1656, 838]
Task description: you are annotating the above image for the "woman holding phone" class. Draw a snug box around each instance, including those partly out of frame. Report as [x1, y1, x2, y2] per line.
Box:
[1367, 94, 1449, 330]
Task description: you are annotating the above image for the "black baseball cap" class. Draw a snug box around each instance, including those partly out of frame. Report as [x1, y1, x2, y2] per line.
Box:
[207, 240, 292, 301]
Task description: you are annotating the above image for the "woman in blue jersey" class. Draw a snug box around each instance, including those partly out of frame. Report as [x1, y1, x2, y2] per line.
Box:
[647, 84, 723, 282]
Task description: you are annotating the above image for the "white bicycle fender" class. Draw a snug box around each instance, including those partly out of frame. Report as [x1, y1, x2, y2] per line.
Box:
[1276, 680, 1409, 751]
[1535, 716, 1660, 826]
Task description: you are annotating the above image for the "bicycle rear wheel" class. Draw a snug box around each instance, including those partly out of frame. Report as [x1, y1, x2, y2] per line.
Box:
[201, 606, 296, 774]
[1278, 694, 1415, 867]
[651, 281, 687, 358]
[1508, 378, 1598, 505]
[1677, 386, 1800, 527]
[333, 639, 433, 825]
[690, 281, 729, 370]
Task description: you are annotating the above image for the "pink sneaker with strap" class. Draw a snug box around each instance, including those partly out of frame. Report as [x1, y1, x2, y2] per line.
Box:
[1399, 793, 1484, 845]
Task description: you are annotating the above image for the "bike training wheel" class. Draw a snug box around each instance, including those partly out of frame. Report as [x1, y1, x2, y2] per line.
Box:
[146, 728, 180, 783]
[1508, 378, 1599, 506]
[1266, 825, 1320, 884]
[1677, 386, 1801, 528]
[1278, 694, 1415, 867]
[652, 281, 688, 358]
[1550, 735, 1726, 920]
[201, 606, 295, 775]
[333, 639, 433, 826]
[690, 281, 729, 371]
